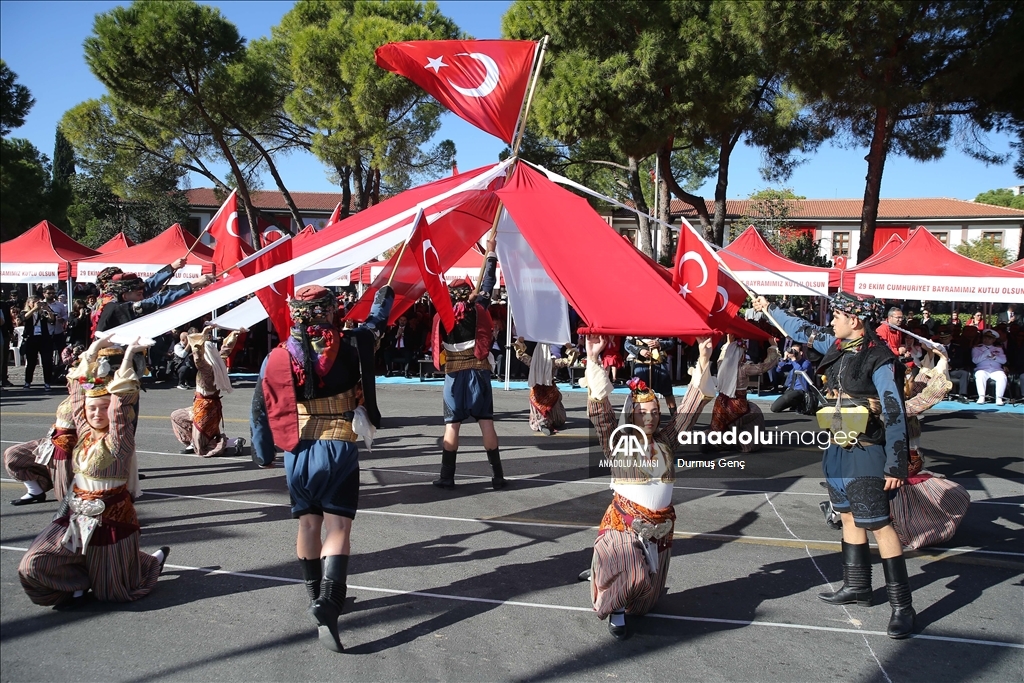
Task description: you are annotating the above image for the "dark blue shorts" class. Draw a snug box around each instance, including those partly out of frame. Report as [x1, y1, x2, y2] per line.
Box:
[285, 439, 360, 519]
[443, 369, 494, 424]
[822, 443, 894, 530]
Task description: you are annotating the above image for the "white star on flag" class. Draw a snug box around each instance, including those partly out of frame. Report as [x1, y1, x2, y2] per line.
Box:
[678, 283, 692, 297]
[424, 56, 447, 74]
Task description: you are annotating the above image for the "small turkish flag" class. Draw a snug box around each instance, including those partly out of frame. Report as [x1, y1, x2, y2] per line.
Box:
[375, 39, 537, 144]
[407, 210, 456, 333]
[207, 190, 252, 272]
[712, 270, 746, 319]
[672, 222, 719, 317]
[240, 237, 293, 338]
[327, 203, 342, 227]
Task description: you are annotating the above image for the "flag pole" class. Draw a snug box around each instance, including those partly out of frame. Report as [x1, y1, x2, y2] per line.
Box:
[385, 209, 423, 288]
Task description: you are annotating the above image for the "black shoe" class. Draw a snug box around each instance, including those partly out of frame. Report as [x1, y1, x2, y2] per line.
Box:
[157, 546, 171, 573]
[578, 569, 592, 582]
[432, 449, 457, 489]
[1, 379, 13, 387]
[882, 556, 916, 639]
[486, 448, 508, 490]
[818, 541, 872, 606]
[54, 590, 95, 611]
[232, 437, 246, 456]
[308, 555, 348, 652]
[138, 473, 147, 480]
[819, 501, 842, 530]
[608, 611, 629, 640]
[11, 492, 46, 506]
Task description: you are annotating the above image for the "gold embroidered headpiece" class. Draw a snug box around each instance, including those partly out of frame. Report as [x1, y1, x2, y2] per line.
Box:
[79, 347, 124, 397]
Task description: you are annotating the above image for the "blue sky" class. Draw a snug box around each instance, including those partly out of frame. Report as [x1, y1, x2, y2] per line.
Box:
[1, 0, 1020, 202]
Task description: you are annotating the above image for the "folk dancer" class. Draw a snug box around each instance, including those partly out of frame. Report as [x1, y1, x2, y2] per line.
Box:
[250, 285, 393, 652]
[625, 337, 678, 416]
[580, 334, 715, 639]
[753, 292, 916, 639]
[430, 236, 507, 490]
[171, 327, 246, 457]
[512, 337, 579, 435]
[704, 336, 779, 453]
[18, 335, 169, 607]
[94, 266, 214, 336]
[5, 391, 77, 505]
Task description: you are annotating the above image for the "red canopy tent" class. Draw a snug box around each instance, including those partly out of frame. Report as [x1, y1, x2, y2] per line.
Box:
[720, 226, 838, 294]
[845, 227, 1024, 303]
[838, 234, 905, 291]
[96, 232, 136, 254]
[74, 223, 216, 285]
[1006, 258, 1024, 273]
[0, 220, 98, 282]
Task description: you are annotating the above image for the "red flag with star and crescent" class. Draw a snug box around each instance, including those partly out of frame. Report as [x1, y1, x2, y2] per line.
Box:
[375, 39, 537, 144]
[206, 190, 253, 272]
[239, 237, 294, 338]
[408, 210, 457, 334]
[672, 222, 719, 317]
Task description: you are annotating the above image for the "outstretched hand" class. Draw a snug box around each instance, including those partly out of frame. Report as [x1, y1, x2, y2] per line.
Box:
[696, 336, 713, 362]
[585, 334, 607, 361]
[170, 257, 187, 271]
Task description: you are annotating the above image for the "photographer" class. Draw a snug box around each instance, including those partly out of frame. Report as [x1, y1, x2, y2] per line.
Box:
[770, 344, 817, 414]
[20, 296, 56, 390]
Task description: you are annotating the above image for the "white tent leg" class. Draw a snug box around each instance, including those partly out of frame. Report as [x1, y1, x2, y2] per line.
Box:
[504, 303, 512, 391]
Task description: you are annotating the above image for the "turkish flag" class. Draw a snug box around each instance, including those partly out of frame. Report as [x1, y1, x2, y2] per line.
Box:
[327, 203, 341, 227]
[375, 39, 537, 144]
[712, 270, 746, 320]
[407, 210, 457, 333]
[207, 190, 253, 272]
[261, 225, 289, 248]
[672, 223, 719, 317]
[240, 237, 293, 338]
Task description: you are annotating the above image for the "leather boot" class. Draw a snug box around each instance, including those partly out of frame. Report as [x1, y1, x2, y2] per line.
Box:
[486, 448, 508, 490]
[818, 541, 872, 606]
[298, 557, 321, 606]
[432, 449, 457, 489]
[308, 555, 348, 652]
[882, 555, 916, 639]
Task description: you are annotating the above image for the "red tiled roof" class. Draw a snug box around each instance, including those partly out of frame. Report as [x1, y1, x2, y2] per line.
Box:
[665, 197, 1024, 220]
[185, 188, 343, 213]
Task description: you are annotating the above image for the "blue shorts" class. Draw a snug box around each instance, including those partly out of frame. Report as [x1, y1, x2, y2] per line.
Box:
[443, 369, 494, 424]
[284, 439, 360, 519]
[822, 443, 894, 530]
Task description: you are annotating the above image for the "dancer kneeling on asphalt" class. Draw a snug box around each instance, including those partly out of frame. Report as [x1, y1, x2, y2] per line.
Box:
[170, 326, 246, 457]
[5, 387, 77, 506]
[250, 284, 393, 653]
[751, 293, 917, 639]
[579, 334, 715, 640]
[18, 334, 169, 607]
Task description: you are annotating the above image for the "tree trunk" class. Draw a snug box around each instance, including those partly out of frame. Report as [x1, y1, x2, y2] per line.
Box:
[370, 167, 381, 206]
[1018, 228, 1023, 261]
[711, 134, 738, 247]
[857, 106, 896, 264]
[210, 130, 260, 250]
[235, 126, 304, 231]
[627, 155, 653, 257]
[352, 158, 368, 213]
[335, 164, 352, 219]
[658, 175, 672, 264]
[657, 145, 713, 241]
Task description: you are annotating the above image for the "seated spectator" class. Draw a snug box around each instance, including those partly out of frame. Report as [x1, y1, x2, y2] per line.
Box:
[973, 329, 1007, 405]
[770, 345, 817, 415]
[173, 331, 197, 390]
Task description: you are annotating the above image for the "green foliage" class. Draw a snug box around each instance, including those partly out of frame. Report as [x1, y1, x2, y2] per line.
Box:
[955, 236, 1013, 266]
[975, 187, 1024, 210]
[0, 60, 35, 137]
[271, 0, 461, 210]
[0, 138, 51, 240]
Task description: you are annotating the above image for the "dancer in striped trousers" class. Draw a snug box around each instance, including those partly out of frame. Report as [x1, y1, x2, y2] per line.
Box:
[5, 393, 77, 506]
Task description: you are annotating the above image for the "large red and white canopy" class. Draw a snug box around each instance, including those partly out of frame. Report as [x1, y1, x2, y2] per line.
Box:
[74, 224, 216, 284]
[720, 226, 838, 295]
[0, 221, 98, 282]
[847, 227, 1024, 303]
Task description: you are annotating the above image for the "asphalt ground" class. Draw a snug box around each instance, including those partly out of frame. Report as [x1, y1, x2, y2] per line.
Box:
[1, 378, 1022, 683]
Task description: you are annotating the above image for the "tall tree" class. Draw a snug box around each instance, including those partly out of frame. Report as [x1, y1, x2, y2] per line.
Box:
[975, 187, 1024, 211]
[48, 127, 77, 229]
[504, 1, 824, 247]
[272, 0, 460, 217]
[747, 0, 1024, 262]
[0, 138, 51, 240]
[0, 59, 34, 137]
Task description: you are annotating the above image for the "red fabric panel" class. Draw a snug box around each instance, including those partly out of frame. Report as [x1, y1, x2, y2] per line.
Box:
[873, 226, 909, 253]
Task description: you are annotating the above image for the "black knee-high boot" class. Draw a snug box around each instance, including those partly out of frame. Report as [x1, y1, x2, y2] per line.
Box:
[308, 554, 348, 653]
[298, 557, 321, 606]
[486, 448, 508, 490]
[882, 555, 916, 639]
[433, 449, 457, 489]
[818, 541, 872, 606]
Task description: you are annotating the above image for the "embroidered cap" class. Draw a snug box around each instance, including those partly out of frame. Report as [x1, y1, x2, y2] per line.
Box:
[627, 377, 657, 404]
[79, 347, 124, 397]
[830, 292, 881, 321]
[105, 272, 145, 295]
[289, 285, 336, 324]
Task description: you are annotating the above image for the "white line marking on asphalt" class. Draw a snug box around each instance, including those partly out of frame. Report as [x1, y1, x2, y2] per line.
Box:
[765, 493, 894, 683]
[0, 544, 1019, 650]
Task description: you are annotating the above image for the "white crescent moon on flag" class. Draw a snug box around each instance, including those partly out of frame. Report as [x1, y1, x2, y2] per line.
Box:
[226, 212, 240, 238]
[270, 282, 281, 295]
[422, 239, 441, 276]
[715, 286, 729, 313]
[447, 52, 499, 98]
[679, 251, 708, 288]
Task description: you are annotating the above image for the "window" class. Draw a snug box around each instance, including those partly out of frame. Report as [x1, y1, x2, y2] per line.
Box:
[832, 232, 850, 256]
[186, 216, 201, 235]
[982, 231, 1003, 248]
[930, 231, 948, 246]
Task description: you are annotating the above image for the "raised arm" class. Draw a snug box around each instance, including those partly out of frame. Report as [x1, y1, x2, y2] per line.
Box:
[753, 296, 834, 355]
[664, 337, 717, 440]
[476, 235, 498, 311]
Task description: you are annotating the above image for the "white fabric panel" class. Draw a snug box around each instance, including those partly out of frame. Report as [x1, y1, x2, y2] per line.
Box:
[495, 208, 570, 345]
[0, 263, 60, 282]
[211, 296, 268, 331]
[103, 160, 512, 344]
[76, 262, 205, 285]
